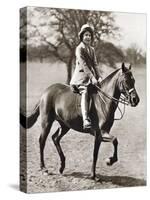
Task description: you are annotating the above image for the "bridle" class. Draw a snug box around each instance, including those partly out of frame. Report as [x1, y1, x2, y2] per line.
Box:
[95, 70, 135, 120]
[96, 84, 130, 106]
[117, 70, 136, 104]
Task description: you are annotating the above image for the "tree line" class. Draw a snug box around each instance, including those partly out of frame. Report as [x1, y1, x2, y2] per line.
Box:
[20, 7, 146, 83]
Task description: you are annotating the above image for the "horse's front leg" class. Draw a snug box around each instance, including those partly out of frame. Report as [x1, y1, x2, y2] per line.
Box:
[91, 130, 102, 179]
[102, 132, 118, 166]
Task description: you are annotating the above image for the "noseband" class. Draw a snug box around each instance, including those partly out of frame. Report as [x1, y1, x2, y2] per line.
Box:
[118, 71, 135, 105]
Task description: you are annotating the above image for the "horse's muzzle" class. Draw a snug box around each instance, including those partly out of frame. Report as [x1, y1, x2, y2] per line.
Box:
[130, 90, 140, 107]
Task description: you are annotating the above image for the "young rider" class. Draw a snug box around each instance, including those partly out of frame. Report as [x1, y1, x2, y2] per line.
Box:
[70, 24, 102, 129]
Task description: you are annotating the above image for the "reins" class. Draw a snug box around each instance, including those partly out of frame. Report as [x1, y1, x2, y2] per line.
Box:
[95, 84, 129, 120]
[114, 96, 126, 120]
[95, 85, 129, 106]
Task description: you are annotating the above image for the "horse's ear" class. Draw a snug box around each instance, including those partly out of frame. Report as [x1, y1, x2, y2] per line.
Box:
[129, 64, 132, 70]
[122, 62, 126, 72]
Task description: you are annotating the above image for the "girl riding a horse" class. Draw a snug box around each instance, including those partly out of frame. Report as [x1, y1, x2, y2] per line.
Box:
[20, 24, 140, 179]
[20, 63, 140, 179]
[70, 24, 102, 129]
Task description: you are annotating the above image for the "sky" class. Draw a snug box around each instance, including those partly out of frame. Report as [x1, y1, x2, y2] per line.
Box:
[110, 11, 146, 52]
[26, 8, 147, 53]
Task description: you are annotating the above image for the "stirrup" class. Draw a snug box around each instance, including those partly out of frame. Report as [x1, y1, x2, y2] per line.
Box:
[83, 118, 92, 129]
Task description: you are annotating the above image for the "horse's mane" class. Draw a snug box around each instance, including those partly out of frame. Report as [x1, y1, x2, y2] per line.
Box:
[95, 68, 122, 117]
[100, 68, 121, 87]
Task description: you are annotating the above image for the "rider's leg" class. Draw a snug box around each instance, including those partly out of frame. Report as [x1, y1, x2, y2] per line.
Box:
[79, 85, 91, 129]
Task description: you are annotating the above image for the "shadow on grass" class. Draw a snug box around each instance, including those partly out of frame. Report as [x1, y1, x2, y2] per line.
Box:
[64, 172, 146, 187]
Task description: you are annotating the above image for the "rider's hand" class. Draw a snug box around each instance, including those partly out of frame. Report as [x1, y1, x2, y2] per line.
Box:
[92, 77, 98, 85]
[98, 77, 102, 83]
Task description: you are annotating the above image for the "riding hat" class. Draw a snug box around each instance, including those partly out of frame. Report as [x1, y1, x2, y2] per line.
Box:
[78, 24, 94, 41]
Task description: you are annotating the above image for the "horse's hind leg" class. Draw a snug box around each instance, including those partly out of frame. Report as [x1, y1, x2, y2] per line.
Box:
[39, 116, 54, 171]
[52, 124, 69, 174]
[102, 132, 118, 166]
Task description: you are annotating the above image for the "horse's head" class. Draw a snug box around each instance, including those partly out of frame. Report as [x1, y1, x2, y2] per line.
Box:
[118, 63, 140, 107]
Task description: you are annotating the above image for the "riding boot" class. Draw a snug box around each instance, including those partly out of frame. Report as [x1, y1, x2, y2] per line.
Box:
[81, 91, 91, 129]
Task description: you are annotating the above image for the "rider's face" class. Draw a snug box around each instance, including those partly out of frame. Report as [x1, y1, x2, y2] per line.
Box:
[82, 31, 92, 45]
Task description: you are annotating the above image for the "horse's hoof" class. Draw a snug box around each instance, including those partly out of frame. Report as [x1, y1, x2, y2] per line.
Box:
[90, 174, 96, 180]
[105, 157, 118, 166]
[90, 176, 95, 180]
[90, 175, 100, 182]
[105, 158, 112, 166]
[40, 167, 49, 175]
[59, 166, 65, 174]
[43, 170, 49, 176]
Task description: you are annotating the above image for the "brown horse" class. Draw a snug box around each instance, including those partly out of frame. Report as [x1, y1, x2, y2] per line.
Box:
[20, 63, 140, 179]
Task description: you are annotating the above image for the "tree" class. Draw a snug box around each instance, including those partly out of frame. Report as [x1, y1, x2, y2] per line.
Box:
[95, 41, 124, 67]
[20, 7, 120, 83]
[125, 43, 146, 65]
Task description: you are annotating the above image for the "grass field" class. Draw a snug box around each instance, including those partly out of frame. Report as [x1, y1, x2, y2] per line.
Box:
[20, 61, 146, 193]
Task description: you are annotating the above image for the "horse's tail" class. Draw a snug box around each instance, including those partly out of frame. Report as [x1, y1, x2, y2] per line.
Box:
[20, 102, 40, 129]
